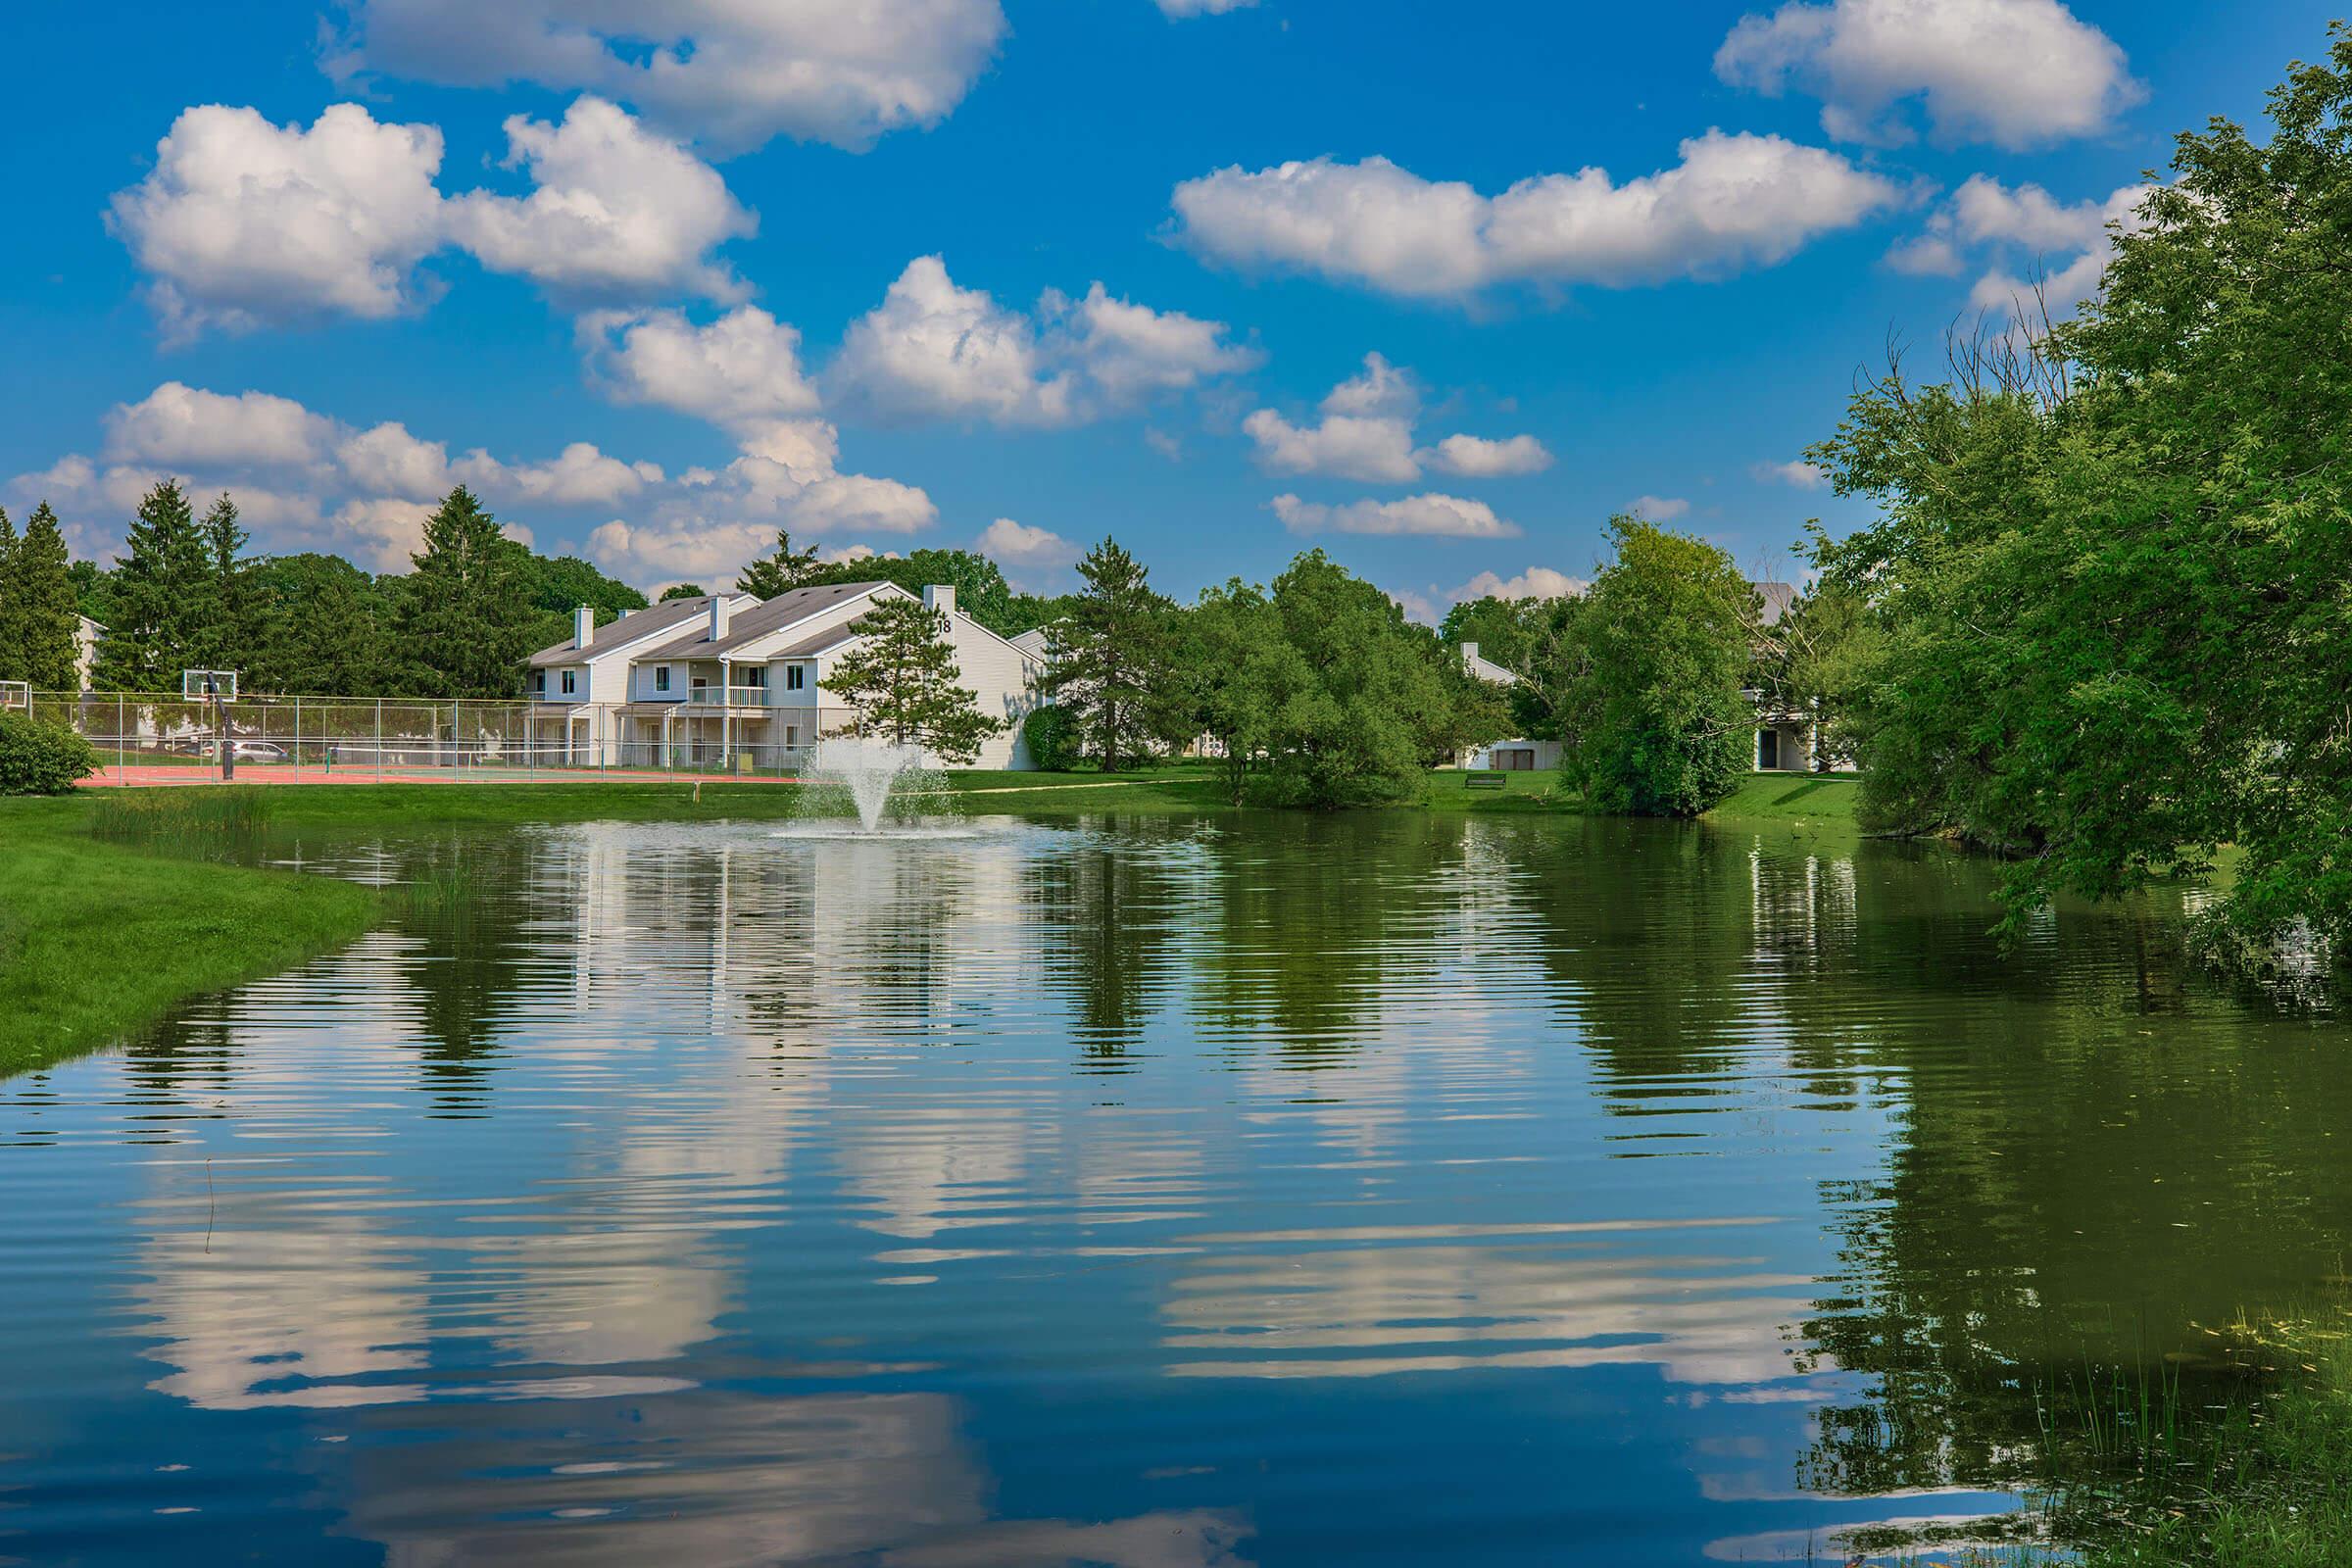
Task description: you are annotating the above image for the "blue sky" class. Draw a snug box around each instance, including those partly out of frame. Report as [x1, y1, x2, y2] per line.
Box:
[0, 0, 2332, 612]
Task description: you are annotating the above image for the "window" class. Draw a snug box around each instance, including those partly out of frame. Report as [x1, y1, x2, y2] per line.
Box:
[785, 725, 798, 747]
[743, 665, 766, 688]
[654, 666, 671, 693]
[561, 669, 576, 696]
[786, 664, 806, 691]
[531, 671, 546, 695]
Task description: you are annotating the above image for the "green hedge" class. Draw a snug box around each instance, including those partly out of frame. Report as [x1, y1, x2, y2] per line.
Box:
[0, 711, 99, 795]
[1019, 705, 1081, 771]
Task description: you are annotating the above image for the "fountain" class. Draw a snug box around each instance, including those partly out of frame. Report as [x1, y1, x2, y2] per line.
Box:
[804, 736, 931, 833]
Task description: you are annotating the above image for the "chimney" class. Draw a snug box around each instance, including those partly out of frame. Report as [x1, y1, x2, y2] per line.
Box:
[922, 584, 955, 617]
[709, 597, 732, 642]
[1461, 641, 1480, 670]
[573, 605, 595, 649]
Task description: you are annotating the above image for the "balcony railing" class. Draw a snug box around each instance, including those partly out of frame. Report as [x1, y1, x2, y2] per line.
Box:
[686, 685, 770, 707]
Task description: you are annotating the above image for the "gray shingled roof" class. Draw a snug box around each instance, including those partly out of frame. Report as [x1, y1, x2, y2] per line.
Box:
[527, 594, 740, 668]
[640, 580, 896, 661]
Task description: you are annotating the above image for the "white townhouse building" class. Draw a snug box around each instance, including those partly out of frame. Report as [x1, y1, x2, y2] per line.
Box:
[526, 581, 1045, 771]
[1457, 642, 1563, 772]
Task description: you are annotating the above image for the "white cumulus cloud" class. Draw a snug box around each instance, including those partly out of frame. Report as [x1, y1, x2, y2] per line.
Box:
[831, 256, 1254, 426]
[1156, 0, 1255, 13]
[1752, 459, 1828, 488]
[336, 0, 1008, 154]
[111, 97, 752, 339]
[582, 305, 823, 434]
[104, 383, 336, 469]
[1628, 494, 1690, 519]
[19, 381, 672, 566]
[1244, 409, 1421, 483]
[1899, 173, 2156, 319]
[1245, 353, 1547, 483]
[108, 103, 448, 341]
[445, 96, 754, 303]
[975, 516, 1079, 568]
[1171, 131, 1901, 300]
[1714, 0, 2142, 150]
[1422, 433, 1554, 478]
[1272, 492, 1520, 539]
[1451, 566, 1588, 602]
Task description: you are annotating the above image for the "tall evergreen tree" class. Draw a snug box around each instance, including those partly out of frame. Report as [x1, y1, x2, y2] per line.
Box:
[14, 505, 81, 691]
[736, 528, 820, 598]
[821, 594, 1003, 762]
[93, 478, 207, 691]
[191, 492, 268, 677]
[246, 553, 391, 695]
[0, 507, 21, 683]
[393, 486, 537, 699]
[1044, 537, 1171, 771]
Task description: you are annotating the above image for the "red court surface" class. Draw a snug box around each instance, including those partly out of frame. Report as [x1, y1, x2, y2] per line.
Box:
[79, 763, 803, 788]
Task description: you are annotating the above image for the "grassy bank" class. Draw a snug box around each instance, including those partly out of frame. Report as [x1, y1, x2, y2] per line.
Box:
[0, 795, 382, 1077]
[1704, 771, 1861, 825]
[1957, 1313, 2352, 1568]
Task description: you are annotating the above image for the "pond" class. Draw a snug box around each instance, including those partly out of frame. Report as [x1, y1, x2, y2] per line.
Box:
[3, 811, 2346, 1564]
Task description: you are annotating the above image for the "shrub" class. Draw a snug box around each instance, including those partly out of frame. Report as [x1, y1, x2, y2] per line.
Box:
[1020, 703, 1082, 771]
[0, 711, 99, 795]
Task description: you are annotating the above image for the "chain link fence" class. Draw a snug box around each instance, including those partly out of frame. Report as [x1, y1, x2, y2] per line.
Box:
[15, 690, 818, 784]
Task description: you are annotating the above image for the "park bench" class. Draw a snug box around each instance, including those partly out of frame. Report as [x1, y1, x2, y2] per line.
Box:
[1463, 771, 1508, 791]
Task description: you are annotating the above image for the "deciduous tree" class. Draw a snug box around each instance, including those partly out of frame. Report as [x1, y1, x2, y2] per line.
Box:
[1554, 517, 1754, 816]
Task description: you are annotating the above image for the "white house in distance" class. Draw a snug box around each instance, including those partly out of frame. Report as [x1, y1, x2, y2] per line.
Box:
[74, 615, 105, 691]
[526, 581, 1044, 770]
[1458, 642, 1563, 771]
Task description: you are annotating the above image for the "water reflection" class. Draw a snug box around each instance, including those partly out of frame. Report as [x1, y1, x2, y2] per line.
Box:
[0, 810, 2345, 1563]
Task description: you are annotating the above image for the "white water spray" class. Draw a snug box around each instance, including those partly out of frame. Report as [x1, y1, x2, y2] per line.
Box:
[806, 736, 929, 833]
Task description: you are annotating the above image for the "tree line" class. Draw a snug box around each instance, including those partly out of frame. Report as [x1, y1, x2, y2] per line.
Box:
[6, 462, 1809, 817]
[1791, 25, 2352, 964]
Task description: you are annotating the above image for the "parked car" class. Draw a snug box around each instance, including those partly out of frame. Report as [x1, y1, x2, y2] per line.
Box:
[229, 741, 288, 763]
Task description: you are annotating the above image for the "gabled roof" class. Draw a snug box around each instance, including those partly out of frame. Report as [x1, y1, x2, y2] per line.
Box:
[1464, 651, 1520, 686]
[527, 594, 748, 668]
[764, 622, 866, 660]
[640, 580, 899, 661]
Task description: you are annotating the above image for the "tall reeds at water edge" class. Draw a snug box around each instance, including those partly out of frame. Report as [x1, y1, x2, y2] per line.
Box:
[398, 859, 475, 914]
[89, 792, 271, 861]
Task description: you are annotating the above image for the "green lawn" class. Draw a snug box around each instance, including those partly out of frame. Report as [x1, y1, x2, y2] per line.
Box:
[1706, 771, 1862, 825]
[0, 795, 382, 1077]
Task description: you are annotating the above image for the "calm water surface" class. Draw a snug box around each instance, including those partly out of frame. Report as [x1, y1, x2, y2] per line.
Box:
[4, 811, 2348, 1564]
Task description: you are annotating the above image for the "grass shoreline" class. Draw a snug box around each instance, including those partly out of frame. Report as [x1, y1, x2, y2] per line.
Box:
[0, 796, 382, 1077]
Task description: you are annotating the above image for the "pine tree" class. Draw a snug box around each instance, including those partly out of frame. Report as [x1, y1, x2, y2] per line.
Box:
[14, 505, 81, 691]
[93, 478, 207, 691]
[0, 507, 21, 684]
[736, 528, 820, 598]
[821, 594, 1004, 762]
[191, 493, 268, 678]
[1045, 537, 1171, 771]
[392, 486, 536, 699]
